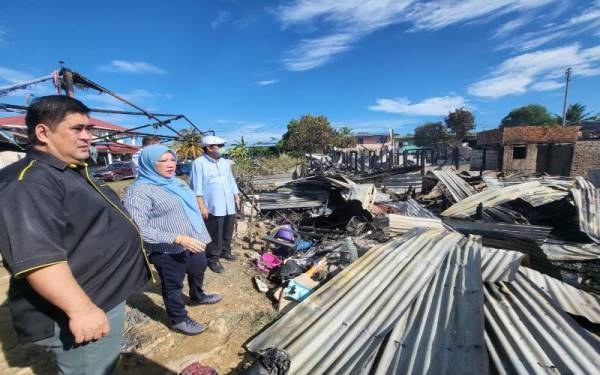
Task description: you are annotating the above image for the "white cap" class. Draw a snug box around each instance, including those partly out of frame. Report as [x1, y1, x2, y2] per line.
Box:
[202, 135, 227, 147]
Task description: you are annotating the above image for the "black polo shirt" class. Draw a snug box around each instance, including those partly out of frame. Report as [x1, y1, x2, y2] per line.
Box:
[0, 150, 151, 342]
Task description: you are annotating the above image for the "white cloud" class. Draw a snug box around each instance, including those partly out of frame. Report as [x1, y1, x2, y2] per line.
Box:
[216, 120, 285, 144]
[0, 67, 33, 84]
[469, 43, 600, 98]
[277, 0, 558, 71]
[493, 18, 528, 38]
[531, 80, 563, 91]
[283, 33, 354, 71]
[100, 60, 166, 75]
[211, 11, 231, 29]
[499, 2, 600, 51]
[406, 0, 556, 31]
[368, 95, 468, 116]
[256, 79, 279, 86]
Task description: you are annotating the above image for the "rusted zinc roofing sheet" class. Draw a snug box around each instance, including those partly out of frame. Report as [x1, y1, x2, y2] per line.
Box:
[373, 235, 488, 375]
[519, 266, 600, 324]
[484, 272, 600, 374]
[540, 239, 600, 261]
[441, 181, 566, 219]
[246, 229, 466, 374]
[480, 247, 524, 282]
[431, 170, 476, 203]
[571, 176, 600, 244]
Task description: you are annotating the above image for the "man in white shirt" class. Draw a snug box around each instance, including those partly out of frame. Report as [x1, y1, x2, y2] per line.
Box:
[189, 136, 240, 273]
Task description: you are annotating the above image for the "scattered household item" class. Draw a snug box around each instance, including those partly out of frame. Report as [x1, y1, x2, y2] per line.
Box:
[256, 253, 282, 273]
[253, 275, 269, 293]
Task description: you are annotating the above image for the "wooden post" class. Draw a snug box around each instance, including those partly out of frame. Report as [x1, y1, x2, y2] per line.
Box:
[454, 147, 459, 169]
[420, 151, 426, 176]
[480, 148, 487, 175]
[403, 150, 408, 166]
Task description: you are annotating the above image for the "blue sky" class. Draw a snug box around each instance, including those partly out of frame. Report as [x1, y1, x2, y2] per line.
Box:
[1, 0, 599, 144]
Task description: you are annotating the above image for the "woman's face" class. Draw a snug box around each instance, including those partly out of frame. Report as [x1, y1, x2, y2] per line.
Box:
[155, 152, 177, 178]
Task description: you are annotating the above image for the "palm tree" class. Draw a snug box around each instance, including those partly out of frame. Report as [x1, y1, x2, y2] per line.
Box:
[171, 128, 203, 160]
[556, 103, 594, 125]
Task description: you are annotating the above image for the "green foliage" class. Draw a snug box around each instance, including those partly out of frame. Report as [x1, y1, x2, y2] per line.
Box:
[414, 122, 449, 149]
[555, 103, 594, 125]
[501, 104, 556, 127]
[281, 114, 336, 155]
[445, 108, 475, 141]
[171, 128, 203, 160]
[332, 126, 356, 148]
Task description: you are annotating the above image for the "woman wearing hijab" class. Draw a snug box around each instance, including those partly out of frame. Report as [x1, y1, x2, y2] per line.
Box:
[123, 145, 222, 336]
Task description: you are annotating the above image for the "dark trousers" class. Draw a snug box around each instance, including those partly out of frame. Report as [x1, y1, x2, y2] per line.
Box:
[205, 214, 236, 262]
[149, 251, 207, 324]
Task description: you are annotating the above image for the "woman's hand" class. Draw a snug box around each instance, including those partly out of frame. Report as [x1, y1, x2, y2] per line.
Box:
[175, 236, 206, 253]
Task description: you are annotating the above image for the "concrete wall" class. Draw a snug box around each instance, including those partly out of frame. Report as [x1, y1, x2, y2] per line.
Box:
[502, 144, 537, 173]
[571, 140, 600, 177]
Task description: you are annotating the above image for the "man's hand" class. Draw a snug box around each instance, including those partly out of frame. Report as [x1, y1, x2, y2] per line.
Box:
[235, 194, 241, 211]
[24, 263, 109, 344]
[68, 303, 110, 344]
[175, 236, 206, 253]
[200, 206, 209, 219]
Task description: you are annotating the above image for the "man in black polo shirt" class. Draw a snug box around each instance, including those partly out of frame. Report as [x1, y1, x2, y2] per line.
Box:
[0, 95, 150, 374]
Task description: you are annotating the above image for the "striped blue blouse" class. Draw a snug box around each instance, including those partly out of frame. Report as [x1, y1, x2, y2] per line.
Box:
[123, 182, 212, 255]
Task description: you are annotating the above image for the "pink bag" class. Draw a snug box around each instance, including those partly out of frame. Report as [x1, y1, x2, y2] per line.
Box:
[256, 252, 282, 273]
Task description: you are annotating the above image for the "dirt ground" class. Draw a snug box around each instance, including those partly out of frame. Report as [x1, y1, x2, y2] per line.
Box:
[0, 178, 276, 375]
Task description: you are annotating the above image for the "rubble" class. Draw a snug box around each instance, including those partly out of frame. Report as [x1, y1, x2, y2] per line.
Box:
[238, 157, 600, 373]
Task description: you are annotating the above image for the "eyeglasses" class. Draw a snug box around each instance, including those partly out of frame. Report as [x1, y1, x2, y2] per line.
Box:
[209, 144, 225, 148]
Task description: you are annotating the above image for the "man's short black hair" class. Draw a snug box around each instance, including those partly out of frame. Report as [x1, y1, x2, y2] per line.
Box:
[25, 95, 90, 144]
[142, 135, 161, 147]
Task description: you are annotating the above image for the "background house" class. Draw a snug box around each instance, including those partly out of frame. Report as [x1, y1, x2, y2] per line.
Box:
[471, 125, 589, 176]
[0, 115, 140, 167]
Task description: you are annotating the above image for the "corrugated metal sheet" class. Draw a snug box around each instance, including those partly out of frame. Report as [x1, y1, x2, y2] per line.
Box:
[540, 239, 600, 261]
[257, 187, 328, 210]
[571, 176, 600, 243]
[386, 198, 437, 218]
[383, 171, 422, 194]
[444, 219, 552, 245]
[246, 229, 465, 374]
[519, 266, 600, 324]
[373, 235, 488, 374]
[385, 214, 444, 234]
[484, 272, 600, 374]
[480, 247, 524, 282]
[431, 170, 476, 203]
[441, 181, 566, 218]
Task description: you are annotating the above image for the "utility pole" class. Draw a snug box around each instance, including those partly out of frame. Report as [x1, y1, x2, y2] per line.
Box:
[561, 67, 572, 126]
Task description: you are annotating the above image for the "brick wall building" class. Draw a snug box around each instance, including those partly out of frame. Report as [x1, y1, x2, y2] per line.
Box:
[571, 140, 600, 177]
[473, 125, 580, 176]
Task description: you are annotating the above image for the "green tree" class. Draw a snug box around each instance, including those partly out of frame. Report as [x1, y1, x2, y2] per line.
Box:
[555, 103, 594, 125]
[281, 114, 336, 155]
[501, 104, 556, 127]
[171, 128, 203, 160]
[332, 126, 356, 148]
[414, 122, 449, 149]
[445, 108, 474, 142]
